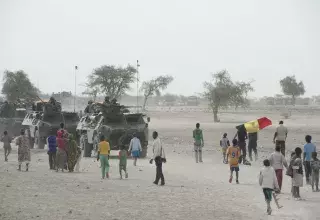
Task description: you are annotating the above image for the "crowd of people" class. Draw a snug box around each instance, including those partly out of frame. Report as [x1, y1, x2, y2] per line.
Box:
[1, 123, 82, 173]
[2, 118, 320, 216]
[200, 120, 320, 215]
[95, 130, 166, 186]
[0, 119, 167, 186]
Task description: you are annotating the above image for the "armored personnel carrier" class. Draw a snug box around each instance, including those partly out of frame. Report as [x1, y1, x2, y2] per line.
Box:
[22, 100, 79, 149]
[77, 102, 150, 157]
[0, 101, 27, 136]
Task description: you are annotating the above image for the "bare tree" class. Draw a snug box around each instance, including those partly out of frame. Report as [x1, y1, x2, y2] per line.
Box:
[140, 75, 173, 110]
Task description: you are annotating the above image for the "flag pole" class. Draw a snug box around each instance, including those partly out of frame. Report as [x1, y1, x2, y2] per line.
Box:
[74, 66, 78, 112]
[136, 60, 140, 113]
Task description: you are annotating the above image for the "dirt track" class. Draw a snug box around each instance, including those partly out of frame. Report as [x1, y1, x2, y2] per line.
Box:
[1, 110, 319, 220]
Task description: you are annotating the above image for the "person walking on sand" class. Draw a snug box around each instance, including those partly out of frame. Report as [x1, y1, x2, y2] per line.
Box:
[311, 152, 320, 192]
[128, 133, 142, 166]
[259, 159, 280, 215]
[97, 135, 110, 179]
[248, 132, 258, 161]
[75, 141, 82, 172]
[16, 129, 31, 171]
[234, 126, 248, 164]
[193, 123, 204, 163]
[292, 147, 303, 200]
[269, 145, 288, 192]
[273, 121, 288, 156]
[119, 145, 128, 179]
[66, 134, 79, 172]
[303, 135, 316, 184]
[1, 131, 12, 162]
[227, 139, 241, 184]
[150, 131, 166, 186]
[47, 133, 57, 170]
[56, 130, 67, 172]
[220, 133, 230, 164]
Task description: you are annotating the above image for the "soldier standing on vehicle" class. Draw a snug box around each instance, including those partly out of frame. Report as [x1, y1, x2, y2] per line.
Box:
[84, 100, 93, 114]
[103, 96, 110, 105]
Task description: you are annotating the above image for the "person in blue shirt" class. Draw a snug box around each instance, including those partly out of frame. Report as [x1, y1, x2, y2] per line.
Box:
[303, 135, 316, 184]
[47, 134, 57, 170]
[128, 133, 142, 166]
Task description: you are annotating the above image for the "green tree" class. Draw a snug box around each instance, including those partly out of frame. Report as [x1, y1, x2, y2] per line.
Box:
[2, 70, 39, 102]
[280, 75, 305, 105]
[86, 65, 137, 100]
[140, 75, 173, 110]
[203, 70, 253, 122]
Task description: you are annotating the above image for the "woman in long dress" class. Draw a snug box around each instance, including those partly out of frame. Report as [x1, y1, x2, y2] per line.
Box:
[16, 129, 31, 171]
[66, 134, 80, 172]
[56, 130, 67, 172]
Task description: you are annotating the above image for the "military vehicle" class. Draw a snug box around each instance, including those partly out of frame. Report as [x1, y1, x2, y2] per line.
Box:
[0, 101, 28, 136]
[22, 99, 79, 149]
[77, 102, 150, 158]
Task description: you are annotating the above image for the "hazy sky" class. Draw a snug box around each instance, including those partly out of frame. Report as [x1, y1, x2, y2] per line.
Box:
[1, 0, 319, 98]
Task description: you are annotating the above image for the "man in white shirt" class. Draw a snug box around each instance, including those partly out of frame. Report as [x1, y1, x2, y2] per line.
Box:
[150, 131, 166, 185]
[273, 121, 288, 156]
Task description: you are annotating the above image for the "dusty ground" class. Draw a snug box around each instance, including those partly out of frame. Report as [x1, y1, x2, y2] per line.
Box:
[1, 110, 320, 220]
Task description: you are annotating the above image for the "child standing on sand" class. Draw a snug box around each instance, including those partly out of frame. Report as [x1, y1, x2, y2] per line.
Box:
[220, 133, 230, 163]
[311, 152, 320, 192]
[292, 147, 303, 200]
[97, 135, 110, 179]
[259, 159, 280, 215]
[227, 139, 241, 184]
[119, 145, 128, 179]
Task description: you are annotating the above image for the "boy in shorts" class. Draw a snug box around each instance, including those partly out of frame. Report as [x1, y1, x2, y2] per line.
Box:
[259, 159, 279, 215]
[220, 133, 230, 163]
[227, 139, 241, 184]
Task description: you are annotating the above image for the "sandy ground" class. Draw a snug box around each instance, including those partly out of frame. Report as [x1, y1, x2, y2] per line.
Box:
[1, 110, 320, 220]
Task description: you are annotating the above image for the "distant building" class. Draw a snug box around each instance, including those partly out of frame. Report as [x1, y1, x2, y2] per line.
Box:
[187, 96, 199, 106]
[52, 91, 72, 99]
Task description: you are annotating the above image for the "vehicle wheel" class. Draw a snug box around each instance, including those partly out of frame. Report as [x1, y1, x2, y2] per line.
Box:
[83, 139, 93, 157]
[38, 137, 45, 149]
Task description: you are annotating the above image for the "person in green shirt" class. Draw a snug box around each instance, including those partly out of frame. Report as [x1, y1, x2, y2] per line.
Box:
[119, 145, 128, 179]
[193, 123, 204, 163]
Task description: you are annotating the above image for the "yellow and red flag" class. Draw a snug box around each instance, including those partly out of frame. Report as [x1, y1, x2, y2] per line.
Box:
[236, 117, 272, 133]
